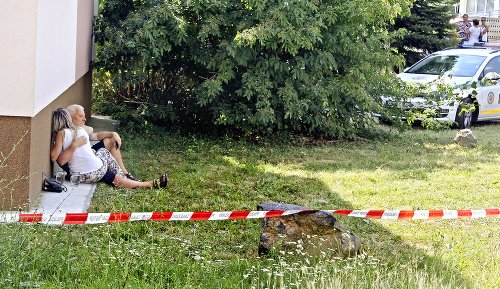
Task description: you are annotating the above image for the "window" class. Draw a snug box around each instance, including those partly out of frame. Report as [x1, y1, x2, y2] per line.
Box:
[482, 57, 500, 77]
[407, 55, 487, 77]
[467, 0, 477, 13]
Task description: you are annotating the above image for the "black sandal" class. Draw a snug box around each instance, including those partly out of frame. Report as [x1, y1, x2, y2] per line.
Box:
[125, 173, 140, 181]
[153, 174, 168, 188]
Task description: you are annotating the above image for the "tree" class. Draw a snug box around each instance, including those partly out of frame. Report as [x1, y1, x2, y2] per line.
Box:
[390, 0, 460, 68]
[93, 0, 414, 139]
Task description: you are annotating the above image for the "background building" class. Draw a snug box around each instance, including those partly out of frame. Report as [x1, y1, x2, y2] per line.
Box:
[0, 0, 97, 210]
[459, 0, 499, 17]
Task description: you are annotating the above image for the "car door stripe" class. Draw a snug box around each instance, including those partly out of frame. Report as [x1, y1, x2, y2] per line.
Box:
[482, 110, 500, 114]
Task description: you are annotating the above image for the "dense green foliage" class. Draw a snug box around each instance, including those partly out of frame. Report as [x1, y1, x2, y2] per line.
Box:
[93, 0, 414, 138]
[389, 0, 460, 68]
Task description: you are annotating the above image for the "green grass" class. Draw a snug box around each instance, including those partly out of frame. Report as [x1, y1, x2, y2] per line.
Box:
[3, 122, 500, 288]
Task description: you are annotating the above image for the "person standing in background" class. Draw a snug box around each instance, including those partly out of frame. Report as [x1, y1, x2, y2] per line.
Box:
[465, 19, 482, 43]
[457, 14, 471, 45]
[480, 17, 489, 42]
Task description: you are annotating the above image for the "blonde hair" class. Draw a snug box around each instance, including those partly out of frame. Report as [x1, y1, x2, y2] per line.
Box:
[51, 108, 78, 140]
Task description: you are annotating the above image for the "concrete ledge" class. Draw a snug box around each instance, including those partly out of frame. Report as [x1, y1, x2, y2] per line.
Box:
[29, 182, 97, 214]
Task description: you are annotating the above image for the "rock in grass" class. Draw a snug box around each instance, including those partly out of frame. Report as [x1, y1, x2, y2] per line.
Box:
[257, 202, 363, 258]
[454, 129, 477, 147]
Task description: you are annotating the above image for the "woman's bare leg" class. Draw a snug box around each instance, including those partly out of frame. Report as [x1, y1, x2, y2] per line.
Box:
[112, 175, 154, 188]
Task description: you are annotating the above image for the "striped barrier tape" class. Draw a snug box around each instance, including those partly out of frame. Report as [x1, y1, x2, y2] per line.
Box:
[1, 208, 500, 225]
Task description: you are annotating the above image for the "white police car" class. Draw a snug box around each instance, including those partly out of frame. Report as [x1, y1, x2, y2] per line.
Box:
[397, 43, 500, 128]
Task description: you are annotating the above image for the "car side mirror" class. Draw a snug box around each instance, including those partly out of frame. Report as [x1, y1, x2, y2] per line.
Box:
[483, 72, 500, 81]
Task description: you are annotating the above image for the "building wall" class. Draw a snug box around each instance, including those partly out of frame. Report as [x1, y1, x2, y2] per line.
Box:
[0, 0, 94, 118]
[0, 117, 31, 210]
[0, 71, 92, 210]
[0, 0, 37, 117]
[0, 0, 94, 210]
[459, 0, 499, 16]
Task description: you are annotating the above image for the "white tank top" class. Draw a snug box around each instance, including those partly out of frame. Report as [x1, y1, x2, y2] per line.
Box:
[469, 26, 481, 42]
[62, 127, 103, 174]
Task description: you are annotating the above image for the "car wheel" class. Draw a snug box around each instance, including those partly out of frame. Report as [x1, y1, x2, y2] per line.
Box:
[455, 98, 474, 129]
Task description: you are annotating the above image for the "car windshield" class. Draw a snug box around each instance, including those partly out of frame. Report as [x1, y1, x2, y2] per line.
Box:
[406, 54, 487, 77]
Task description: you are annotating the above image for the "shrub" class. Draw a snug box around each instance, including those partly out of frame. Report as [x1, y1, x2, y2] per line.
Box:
[93, 0, 413, 138]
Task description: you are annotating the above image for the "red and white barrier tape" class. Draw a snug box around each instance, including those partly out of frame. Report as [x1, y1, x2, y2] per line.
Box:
[1, 209, 500, 225]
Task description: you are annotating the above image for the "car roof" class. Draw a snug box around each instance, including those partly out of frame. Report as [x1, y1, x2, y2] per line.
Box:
[434, 47, 500, 57]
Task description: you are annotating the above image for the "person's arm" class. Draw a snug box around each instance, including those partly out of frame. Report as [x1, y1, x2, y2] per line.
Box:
[50, 130, 65, 162]
[91, 131, 122, 149]
[83, 125, 93, 136]
[50, 130, 88, 165]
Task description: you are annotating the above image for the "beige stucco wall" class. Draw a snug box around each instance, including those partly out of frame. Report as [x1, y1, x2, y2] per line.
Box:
[0, 0, 94, 118]
[0, 0, 37, 117]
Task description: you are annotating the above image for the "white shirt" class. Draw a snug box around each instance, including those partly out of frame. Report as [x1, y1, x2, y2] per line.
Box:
[469, 26, 482, 42]
[62, 127, 103, 174]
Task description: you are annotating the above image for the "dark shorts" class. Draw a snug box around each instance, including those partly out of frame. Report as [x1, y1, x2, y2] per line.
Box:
[100, 169, 117, 185]
[91, 139, 105, 151]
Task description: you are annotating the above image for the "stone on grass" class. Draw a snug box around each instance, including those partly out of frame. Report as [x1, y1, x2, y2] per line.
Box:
[454, 129, 477, 147]
[258, 202, 363, 258]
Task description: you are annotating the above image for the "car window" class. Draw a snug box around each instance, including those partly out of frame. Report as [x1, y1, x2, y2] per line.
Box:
[407, 54, 487, 77]
[482, 56, 500, 76]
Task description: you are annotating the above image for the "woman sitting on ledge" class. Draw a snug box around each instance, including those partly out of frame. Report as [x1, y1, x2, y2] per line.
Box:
[50, 108, 167, 189]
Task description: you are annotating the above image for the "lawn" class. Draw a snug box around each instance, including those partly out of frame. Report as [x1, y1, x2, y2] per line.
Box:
[2, 121, 500, 288]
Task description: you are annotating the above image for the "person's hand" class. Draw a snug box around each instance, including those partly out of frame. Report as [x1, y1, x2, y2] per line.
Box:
[73, 135, 88, 148]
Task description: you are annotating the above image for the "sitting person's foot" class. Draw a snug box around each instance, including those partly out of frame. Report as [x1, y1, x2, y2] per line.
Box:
[125, 173, 140, 181]
[153, 174, 168, 188]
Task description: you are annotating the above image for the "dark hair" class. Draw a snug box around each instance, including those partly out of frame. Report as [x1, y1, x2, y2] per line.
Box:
[473, 19, 479, 25]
